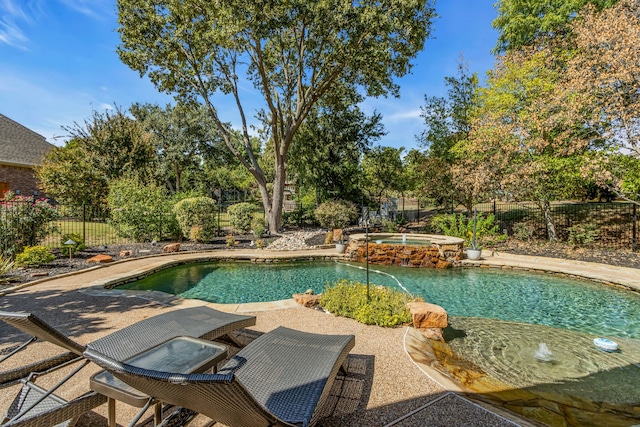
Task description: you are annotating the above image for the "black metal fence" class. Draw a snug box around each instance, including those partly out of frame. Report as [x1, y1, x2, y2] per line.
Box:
[2, 196, 638, 254]
[473, 201, 638, 251]
[0, 192, 264, 256]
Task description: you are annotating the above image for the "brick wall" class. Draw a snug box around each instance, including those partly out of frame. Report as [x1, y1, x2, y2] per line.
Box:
[0, 164, 43, 197]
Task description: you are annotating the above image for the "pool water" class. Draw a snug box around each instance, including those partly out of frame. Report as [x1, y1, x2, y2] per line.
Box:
[119, 261, 640, 339]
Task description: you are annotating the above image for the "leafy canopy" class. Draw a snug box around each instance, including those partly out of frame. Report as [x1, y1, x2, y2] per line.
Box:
[116, 0, 435, 232]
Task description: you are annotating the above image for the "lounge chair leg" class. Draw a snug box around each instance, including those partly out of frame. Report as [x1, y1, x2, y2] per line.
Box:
[108, 397, 116, 427]
[154, 401, 162, 426]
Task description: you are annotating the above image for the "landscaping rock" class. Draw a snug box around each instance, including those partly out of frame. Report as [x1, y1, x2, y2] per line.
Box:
[407, 302, 448, 329]
[162, 243, 180, 253]
[119, 250, 132, 258]
[293, 293, 322, 307]
[87, 254, 113, 264]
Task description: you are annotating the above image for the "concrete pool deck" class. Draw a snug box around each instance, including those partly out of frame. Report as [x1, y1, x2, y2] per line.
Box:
[1, 248, 638, 426]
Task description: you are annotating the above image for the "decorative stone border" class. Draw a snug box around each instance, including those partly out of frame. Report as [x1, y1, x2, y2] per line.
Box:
[345, 233, 464, 268]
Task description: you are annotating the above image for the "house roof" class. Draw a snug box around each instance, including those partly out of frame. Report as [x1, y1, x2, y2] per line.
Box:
[0, 113, 55, 167]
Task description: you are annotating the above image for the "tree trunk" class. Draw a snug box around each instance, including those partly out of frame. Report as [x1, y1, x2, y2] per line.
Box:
[540, 199, 558, 242]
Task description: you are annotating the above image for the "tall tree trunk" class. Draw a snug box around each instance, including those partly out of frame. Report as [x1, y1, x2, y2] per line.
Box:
[540, 199, 558, 242]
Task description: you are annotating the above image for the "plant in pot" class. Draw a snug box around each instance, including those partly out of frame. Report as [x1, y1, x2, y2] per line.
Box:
[466, 209, 482, 260]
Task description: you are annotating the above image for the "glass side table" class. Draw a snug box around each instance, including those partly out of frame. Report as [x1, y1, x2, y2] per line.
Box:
[90, 336, 227, 427]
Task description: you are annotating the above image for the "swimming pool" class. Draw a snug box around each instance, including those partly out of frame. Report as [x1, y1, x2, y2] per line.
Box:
[118, 260, 640, 339]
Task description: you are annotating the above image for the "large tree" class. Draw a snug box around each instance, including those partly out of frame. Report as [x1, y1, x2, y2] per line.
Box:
[288, 103, 385, 204]
[561, 0, 640, 204]
[457, 50, 589, 241]
[130, 102, 223, 193]
[418, 59, 481, 211]
[37, 107, 155, 206]
[492, 0, 617, 52]
[116, 0, 435, 233]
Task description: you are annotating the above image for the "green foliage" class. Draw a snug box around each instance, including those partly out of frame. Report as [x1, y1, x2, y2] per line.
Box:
[382, 219, 399, 233]
[282, 191, 317, 227]
[107, 177, 176, 242]
[116, 0, 435, 232]
[227, 203, 256, 234]
[320, 280, 419, 327]
[567, 223, 598, 247]
[14, 246, 56, 268]
[512, 222, 537, 242]
[492, 0, 617, 53]
[314, 200, 358, 230]
[431, 212, 500, 248]
[362, 146, 406, 200]
[251, 218, 267, 238]
[173, 197, 217, 242]
[0, 256, 14, 278]
[59, 233, 86, 256]
[0, 195, 60, 258]
[225, 235, 236, 247]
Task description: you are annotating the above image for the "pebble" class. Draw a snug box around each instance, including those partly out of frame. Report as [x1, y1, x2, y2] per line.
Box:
[267, 230, 327, 251]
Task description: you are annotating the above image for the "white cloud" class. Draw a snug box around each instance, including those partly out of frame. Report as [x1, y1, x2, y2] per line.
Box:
[99, 103, 113, 111]
[0, 0, 35, 49]
[388, 109, 422, 121]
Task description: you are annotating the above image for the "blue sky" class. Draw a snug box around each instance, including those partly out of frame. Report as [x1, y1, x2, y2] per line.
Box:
[0, 0, 499, 150]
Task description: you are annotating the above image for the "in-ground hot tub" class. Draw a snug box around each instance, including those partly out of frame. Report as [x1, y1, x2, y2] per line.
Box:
[346, 233, 464, 268]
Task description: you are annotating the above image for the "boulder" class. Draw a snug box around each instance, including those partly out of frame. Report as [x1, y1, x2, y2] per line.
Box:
[87, 254, 113, 264]
[418, 327, 445, 342]
[407, 302, 448, 329]
[119, 250, 132, 258]
[435, 260, 452, 269]
[293, 293, 322, 308]
[162, 243, 180, 253]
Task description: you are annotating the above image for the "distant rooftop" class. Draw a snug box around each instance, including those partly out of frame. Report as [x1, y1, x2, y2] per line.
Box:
[0, 113, 55, 167]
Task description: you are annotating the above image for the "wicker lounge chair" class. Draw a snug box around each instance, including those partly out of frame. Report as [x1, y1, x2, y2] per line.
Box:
[0, 307, 257, 427]
[84, 326, 355, 427]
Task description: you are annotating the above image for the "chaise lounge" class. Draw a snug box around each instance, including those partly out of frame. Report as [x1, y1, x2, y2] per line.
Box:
[0, 306, 257, 427]
[84, 326, 356, 427]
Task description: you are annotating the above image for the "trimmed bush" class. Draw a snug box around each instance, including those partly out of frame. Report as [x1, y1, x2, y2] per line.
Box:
[314, 200, 358, 229]
[59, 233, 86, 256]
[173, 196, 217, 242]
[251, 218, 267, 238]
[14, 246, 56, 268]
[107, 178, 176, 242]
[320, 279, 420, 327]
[227, 202, 256, 234]
[568, 223, 598, 247]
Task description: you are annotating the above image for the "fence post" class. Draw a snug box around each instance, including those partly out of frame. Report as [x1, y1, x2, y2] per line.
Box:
[633, 203, 637, 252]
[82, 202, 87, 244]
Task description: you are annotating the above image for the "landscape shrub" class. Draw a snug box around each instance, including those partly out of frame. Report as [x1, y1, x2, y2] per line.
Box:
[314, 200, 358, 229]
[320, 279, 420, 327]
[430, 212, 499, 247]
[512, 222, 536, 242]
[173, 196, 217, 242]
[59, 233, 86, 256]
[14, 246, 56, 268]
[227, 202, 256, 234]
[0, 194, 59, 258]
[251, 218, 267, 238]
[107, 178, 176, 242]
[568, 223, 598, 247]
